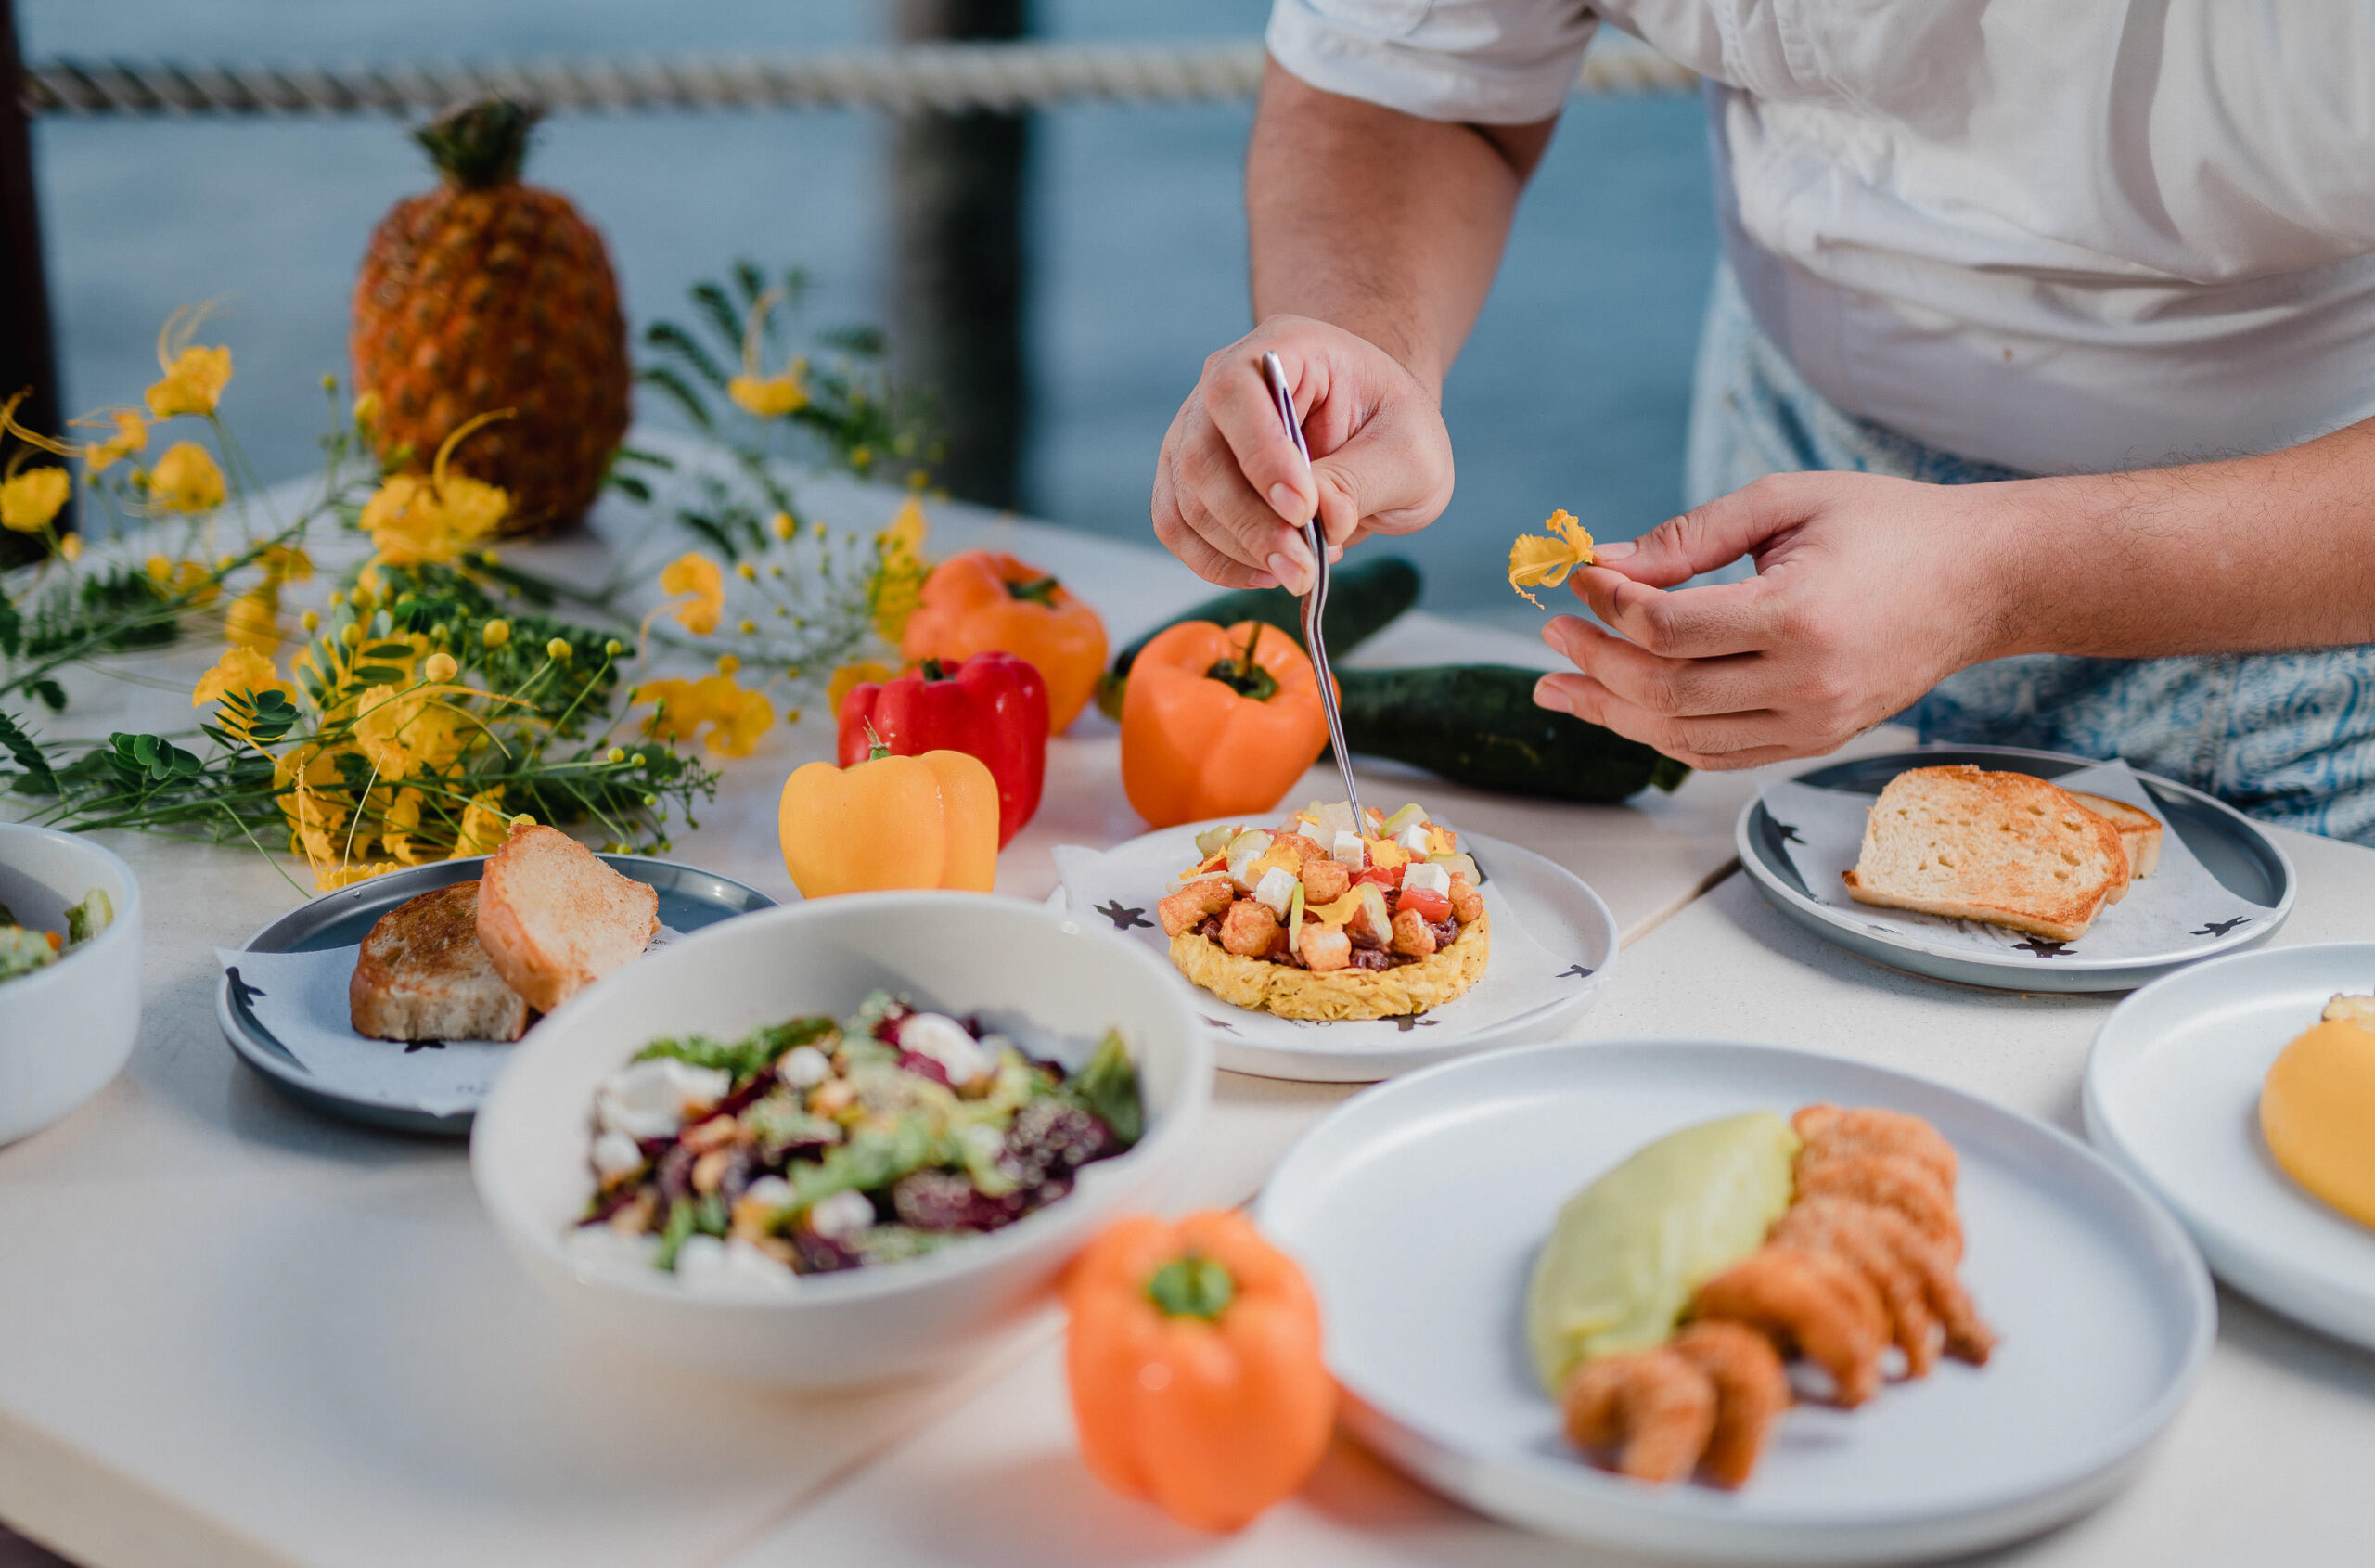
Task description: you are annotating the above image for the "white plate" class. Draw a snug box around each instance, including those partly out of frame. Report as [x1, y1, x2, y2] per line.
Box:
[1053, 826, 1616, 1082]
[1257, 1040, 2213, 1564]
[2085, 941, 2375, 1352]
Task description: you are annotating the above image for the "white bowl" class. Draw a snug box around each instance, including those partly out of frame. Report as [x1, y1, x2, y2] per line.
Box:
[471, 890, 1213, 1388]
[0, 824, 143, 1145]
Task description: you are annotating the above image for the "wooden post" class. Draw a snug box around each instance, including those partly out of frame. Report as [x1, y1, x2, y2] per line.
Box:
[891, 0, 1028, 511]
[0, 0, 63, 564]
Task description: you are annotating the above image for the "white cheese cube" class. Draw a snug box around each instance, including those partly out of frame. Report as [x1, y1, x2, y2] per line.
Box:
[597, 1057, 731, 1138]
[591, 1129, 646, 1177]
[806, 1189, 877, 1240]
[897, 1012, 995, 1086]
[1395, 822, 1431, 856]
[1253, 866, 1298, 919]
[1331, 829, 1367, 868]
[1401, 861, 1452, 897]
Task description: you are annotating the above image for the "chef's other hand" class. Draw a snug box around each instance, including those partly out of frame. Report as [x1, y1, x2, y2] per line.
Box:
[1152, 315, 1454, 594]
[1534, 471, 2015, 771]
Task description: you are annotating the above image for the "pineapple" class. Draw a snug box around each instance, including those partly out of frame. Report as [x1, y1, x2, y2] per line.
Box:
[352, 99, 629, 534]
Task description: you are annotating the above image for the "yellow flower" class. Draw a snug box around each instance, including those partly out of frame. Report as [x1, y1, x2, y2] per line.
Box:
[58, 533, 82, 563]
[301, 609, 320, 633]
[192, 647, 298, 740]
[546, 637, 572, 662]
[353, 391, 381, 429]
[481, 618, 511, 649]
[79, 408, 148, 474]
[770, 511, 794, 541]
[225, 590, 282, 654]
[0, 465, 69, 533]
[715, 653, 740, 676]
[423, 650, 459, 684]
[635, 670, 775, 758]
[379, 787, 427, 865]
[1508, 508, 1597, 609]
[454, 790, 512, 857]
[146, 554, 221, 607]
[659, 551, 725, 635]
[144, 303, 234, 418]
[867, 495, 931, 640]
[725, 289, 809, 418]
[828, 661, 894, 717]
[360, 410, 513, 566]
[148, 442, 226, 513]
[704, 678, 774, 757]
[353, 685, 465, 781]
[260, 545, 313, 586]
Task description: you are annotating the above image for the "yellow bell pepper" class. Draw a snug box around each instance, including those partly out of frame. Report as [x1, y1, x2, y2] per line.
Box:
[778, 730, 998, 898]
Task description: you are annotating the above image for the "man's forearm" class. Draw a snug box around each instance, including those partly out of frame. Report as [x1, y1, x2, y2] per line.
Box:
[1248, 60, 1553, 392]
[1991, 415, 2375, 660]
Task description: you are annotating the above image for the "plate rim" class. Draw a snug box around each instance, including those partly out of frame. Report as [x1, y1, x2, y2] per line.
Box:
[1255, 1036, 2216, 1561]
[1737, 744, 2296, 987]
[214, 853, 777, 1132]
[1054, 818, 1619, 1079]
[2083, 938, 2375, 1349]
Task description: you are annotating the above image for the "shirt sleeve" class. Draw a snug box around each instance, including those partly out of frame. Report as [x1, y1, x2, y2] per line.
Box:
[1265, 0, 1601, 124]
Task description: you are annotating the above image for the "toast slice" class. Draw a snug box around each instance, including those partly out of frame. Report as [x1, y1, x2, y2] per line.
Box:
[2065, 790, 2163, 883]
[476, 823, 659, 1013]
[1843, 765, 2130, 942]
[350, 880, 529, 1042]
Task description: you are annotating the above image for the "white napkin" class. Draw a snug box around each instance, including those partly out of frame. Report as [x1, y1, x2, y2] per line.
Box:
[1759, 761, 2276, 963]
[1052, 829, 1590, 1051]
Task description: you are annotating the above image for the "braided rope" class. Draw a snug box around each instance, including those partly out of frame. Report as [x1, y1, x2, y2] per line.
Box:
[20, 37, 1695, 119]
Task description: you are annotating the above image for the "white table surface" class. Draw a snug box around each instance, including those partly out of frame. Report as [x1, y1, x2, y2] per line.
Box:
[0, 479, 1919, 1568]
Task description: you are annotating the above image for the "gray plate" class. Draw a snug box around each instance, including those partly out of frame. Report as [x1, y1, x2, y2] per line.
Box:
[1257, 1039, 2215, 1564]
[1738, 745, 2294, 994]
[215, 855, 776, 1137]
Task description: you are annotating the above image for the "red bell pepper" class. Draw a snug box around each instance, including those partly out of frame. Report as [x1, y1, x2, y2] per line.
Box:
[837, 652, 1048, 847]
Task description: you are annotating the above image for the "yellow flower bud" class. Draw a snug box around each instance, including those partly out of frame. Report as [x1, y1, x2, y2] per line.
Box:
[631, 752, 647, 767]
[784, 708, 802, 725]
[480, 547, 500, 567]
[738, 618, 756, 635]
[546, 637, 572, 662]
[606, 747, 626, 765]
[770, 511, 794, 540]
[58, 533, 83, 562]
[327, 588, 345, 608]
[216, 552, 236, 571]
[510, 812, 536, 829]
[715, 654, 740, 676]
[423, 650, 459, 684]
[481, 618, 510, 649]
[353, 391, 380, 427]
[340, 623, 363, 647]
[736, 561, 757, 581]
[849, 444, 873, 469]
[301, 610, 320, 632]
[604, 637, 623, 657]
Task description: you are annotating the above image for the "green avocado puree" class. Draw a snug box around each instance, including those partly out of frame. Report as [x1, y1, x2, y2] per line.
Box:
[1525, 1111, 1800, 1394]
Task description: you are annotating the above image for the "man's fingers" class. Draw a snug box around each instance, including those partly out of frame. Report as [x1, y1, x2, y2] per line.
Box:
[1543, 616, 1774, 716]
[1595, 473, 1817, 587]
[1531, 672, 1812, 770]
[1309, 406, 1456, 547]
[1170, 419, 1314, 585]
[1153, 440, 1278, 589]
[1563, 571, 1778, 659]
[1204, 347, 1322, 528]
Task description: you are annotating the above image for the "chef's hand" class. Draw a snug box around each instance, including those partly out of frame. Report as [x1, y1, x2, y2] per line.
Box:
[1151, 315, 1454, 595]
[1534, 471, 2017, 770]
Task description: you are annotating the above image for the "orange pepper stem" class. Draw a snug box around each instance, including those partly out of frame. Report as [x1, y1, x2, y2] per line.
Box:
[1201, 621, 1280, 703]
[1146, 1251, 1236, 1320]
[1005, 573, 1063, 607]
[863, 718, 892, 763]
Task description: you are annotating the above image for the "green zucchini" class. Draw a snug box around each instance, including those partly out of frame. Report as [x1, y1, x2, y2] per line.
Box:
[1336, 665, 1688, 802]
[1096, 555, 1421, 717]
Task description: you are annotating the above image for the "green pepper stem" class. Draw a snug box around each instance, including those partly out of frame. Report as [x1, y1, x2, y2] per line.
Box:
[863, 719, 892, 763]
[1006, 574, 1062, 608]
[1146, 1251, 1236, 1320]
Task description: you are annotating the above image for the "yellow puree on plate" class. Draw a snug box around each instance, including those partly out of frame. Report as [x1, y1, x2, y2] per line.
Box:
[2260, 1006, 2375, 1230]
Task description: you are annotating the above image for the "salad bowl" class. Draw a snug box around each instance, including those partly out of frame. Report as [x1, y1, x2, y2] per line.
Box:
[0, 824, 142, 1146]
[472, 889, 1212, 1388]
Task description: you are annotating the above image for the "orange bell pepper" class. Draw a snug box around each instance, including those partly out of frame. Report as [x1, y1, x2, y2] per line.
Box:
[1062, 1210, 1335, 1532]
[1120, 620, 1329, 829]
[901, 550, 1108, 735]
[777, 728, 997, 897]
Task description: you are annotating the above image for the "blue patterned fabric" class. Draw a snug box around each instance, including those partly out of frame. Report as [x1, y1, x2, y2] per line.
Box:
[1685, 264, 2375, 843]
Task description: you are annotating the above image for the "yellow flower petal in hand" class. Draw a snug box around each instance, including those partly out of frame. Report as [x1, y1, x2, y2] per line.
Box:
[0, 465, 69, 533]
[659, 551, 725, 635]
[1508, 508, 1596, 609]
[148, 442, 226, 513]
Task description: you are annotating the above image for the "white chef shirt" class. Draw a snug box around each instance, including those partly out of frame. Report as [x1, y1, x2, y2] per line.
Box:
[1266, 1, 2375, 478]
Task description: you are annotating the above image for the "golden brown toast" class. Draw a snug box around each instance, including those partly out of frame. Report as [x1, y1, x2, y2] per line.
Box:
[476, 823, 658, 1013]
[2064, 790, 2163, 886]
[1843, 765, 2129, 942]
[349, 880, 529, 1042]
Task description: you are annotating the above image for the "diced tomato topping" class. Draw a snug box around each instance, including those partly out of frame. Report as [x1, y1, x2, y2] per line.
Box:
[1396, 886, 1452, 922]
[1354, 864, 1404, 891]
